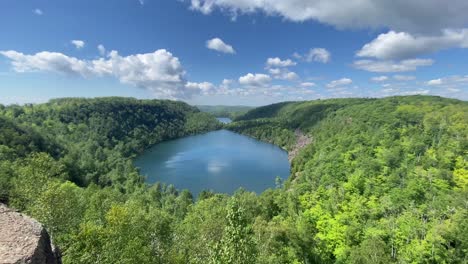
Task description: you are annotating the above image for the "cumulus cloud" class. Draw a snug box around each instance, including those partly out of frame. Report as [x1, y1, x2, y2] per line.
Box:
[371, 76, 388, 82]
[206, 38, 235, 54]
[224, 83, 320, 101]
[0, 50, 95, 77]
[190, 1, 468, 61]
[220, 79, 233, 89]
[97, 44, 106, 56]
[353, 59, 433, 72]
[427, 79, 443, 86]
[33, 9, 43, 15]
[267, 68, 298, 81]
[189, 0, 468, 33]
[327, 78, 353, 88]
[186, 81, 216, 94]
[239, 73, 271, 87]
[292, 52, 302, 59]
[377, 76, 467, 99]
[0, 49, 215, 99]
[357, 30, 468, 60]
[423, 75, 468, 97]
[71, 40, 85, 49]
[425, 75, 468, 86]
[92, 50, 191, 98]
[393, 75, 416, 81]
[401, 89, 430, 95]
[300, 82, 316, 87]
[266, 57, 296, 68]
[306, 48, 331, 63]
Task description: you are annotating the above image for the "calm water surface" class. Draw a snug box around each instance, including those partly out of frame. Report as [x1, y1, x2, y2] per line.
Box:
[135, 118, 290, 196]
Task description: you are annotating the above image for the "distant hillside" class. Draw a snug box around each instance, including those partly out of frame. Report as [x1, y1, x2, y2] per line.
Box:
[0, 117, 61, 159]
[227, 95, 467, 262]
[197, 105, 253, 119]
[0, 97, 224, 263]
[0, 97, 221, 187]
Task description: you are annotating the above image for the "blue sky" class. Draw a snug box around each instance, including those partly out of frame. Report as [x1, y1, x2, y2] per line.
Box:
[1, 0, 467, 105]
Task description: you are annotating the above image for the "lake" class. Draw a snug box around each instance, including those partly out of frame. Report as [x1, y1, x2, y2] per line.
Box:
[134, 118, 290, 197]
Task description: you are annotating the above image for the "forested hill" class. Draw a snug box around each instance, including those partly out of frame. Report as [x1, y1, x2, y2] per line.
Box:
[227, 95, 468, 262]
[0, 95, 467, 263]
[0, 97, 221, 189]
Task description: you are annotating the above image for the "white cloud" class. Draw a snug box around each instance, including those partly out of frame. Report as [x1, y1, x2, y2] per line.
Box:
[357, 30, 468, 60]
[0, 50, 95, 77]
[283, 72, 298, 81]
[401, 89, 430, 95]
[268, 68, 281, 75]
[190, 1, 468, 62]
[265, 57, 298, 81]
[71, 40, 85, 49]
[450, 75, 468, 83]
[447, 88, 462, 92]
[306, 48, 331, 63]
[374, 75, 467, 99]
[371, 76, 388, 82]
[92, 50, 190, 98]
[292, 52, 302, 59]
[33, 9, 43, 15]
[266, 57, 296, 68]
[427, 79, 443, 86]
[425, 75, 468, 86]
[267, 68, 298, 81]
[393, 75, 416, 81]
[97, 44, 106, 56]
[0, 49, 214, 99]
[206, 38, 235, 54]
[353, 59, 433, 72]
[220, 79, 233, 89]
[423, 75, 468, 97]
[300, 82, 316, 87]
[188, 0, 468, 33]
[219, 83, 320, 101]
[371, 75, 416, 85]
[327, 78, 352, 88]
[239, 73, 271, 87]
[139, 0, 145, 5]
[186, 81, 216, 94]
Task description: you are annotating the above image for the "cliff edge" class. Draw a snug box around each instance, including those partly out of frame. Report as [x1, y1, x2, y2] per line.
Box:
[0, 204, 61, 264]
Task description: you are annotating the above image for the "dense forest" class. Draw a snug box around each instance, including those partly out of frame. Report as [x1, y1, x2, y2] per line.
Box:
[0, 96, 467, 263]
[197, 105, 253, 119]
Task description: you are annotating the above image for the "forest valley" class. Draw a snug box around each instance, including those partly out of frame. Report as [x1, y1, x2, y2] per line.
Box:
[0, 95, 467, 264]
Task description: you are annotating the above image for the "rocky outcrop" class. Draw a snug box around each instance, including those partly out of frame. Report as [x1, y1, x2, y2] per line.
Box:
[0, 204, 61, 264]
[288, 129, 312, 162]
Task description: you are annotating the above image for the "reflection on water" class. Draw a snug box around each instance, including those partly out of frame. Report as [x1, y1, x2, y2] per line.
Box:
[207, 160, 229, 173]
[134, 129, 290, 197]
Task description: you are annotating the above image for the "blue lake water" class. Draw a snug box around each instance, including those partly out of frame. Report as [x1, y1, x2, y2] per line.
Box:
[134, 119, 290, 197]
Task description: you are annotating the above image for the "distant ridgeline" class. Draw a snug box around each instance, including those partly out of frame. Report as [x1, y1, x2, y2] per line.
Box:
[197, 105, 253, 119]
[0, 95, 467, 263]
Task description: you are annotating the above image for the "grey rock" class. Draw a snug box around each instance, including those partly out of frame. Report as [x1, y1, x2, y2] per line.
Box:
[0, 204, 61, 264]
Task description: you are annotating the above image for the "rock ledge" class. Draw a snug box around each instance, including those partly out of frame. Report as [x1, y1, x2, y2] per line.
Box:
[0, 204, 61, 264]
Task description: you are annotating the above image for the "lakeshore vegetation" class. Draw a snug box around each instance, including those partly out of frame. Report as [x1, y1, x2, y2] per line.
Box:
[0, 95, 467, 263]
